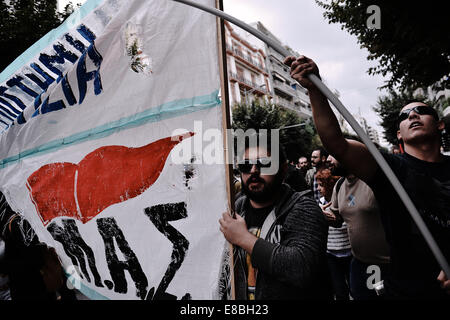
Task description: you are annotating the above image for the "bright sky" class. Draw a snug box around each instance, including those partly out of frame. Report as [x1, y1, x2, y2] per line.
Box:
[58, 0, 390, 146]
[222, 0, 390, 146]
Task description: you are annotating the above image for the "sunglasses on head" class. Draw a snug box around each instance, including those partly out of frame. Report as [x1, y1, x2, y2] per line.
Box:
[238, 158, 272, 173]
[398, 105, 438, 123]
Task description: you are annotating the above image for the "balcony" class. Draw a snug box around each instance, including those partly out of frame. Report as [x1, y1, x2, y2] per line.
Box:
[271, 62, 290, 78]
[268, 47, 285, 64]
[226, 44, 268, 73]
[295, 90, 310, 104]
[297, 105, 312, 117]
[274, 96, 293, 109]
[273, 80, 297, 98]
[273, 96, 312, 118]
[229, 72, 270, 96]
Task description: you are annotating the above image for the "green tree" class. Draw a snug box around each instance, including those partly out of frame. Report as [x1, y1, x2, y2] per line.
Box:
[0, 0, 79, 73]
[60, 1, 82, 20]
[0, 2, 13, 62]
[316, 0, 450, 90]
[231, 101, 318, 162]
[373, 89, 427, 145]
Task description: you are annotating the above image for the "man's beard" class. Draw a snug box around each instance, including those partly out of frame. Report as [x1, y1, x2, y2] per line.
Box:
[241, 172, 283, 203]
[330, 164, 348, 177]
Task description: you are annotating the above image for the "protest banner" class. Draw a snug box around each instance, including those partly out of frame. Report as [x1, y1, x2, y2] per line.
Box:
[0, 0, 231, 300]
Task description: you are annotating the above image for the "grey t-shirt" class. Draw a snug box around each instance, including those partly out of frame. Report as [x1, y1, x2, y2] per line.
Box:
[330, 176, 390, 264]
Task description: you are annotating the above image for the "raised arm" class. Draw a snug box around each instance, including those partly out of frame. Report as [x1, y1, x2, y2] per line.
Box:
[284, 55, 378, 183]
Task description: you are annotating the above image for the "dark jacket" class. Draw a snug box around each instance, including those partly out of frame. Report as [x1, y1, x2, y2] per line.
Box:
[233, 184, 331, 300]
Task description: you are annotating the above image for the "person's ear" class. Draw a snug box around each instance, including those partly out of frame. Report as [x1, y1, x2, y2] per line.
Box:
[397, 129, 402, 141]
[437, 120, 445, 131]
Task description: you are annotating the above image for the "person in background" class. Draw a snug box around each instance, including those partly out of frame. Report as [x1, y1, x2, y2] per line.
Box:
[0, 236, 10, 300]
[326, 154, 391, 299]
[391, 145, 401, 154]
[297, 156, 310, 177]
[316, 168, 352, 300]
[284, 160, 309, 192]
[0, 192, 75, 300]
[305, 148, 328, 203]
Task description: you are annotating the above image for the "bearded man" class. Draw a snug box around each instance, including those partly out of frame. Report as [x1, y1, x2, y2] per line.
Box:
[219, 141, 331, 299]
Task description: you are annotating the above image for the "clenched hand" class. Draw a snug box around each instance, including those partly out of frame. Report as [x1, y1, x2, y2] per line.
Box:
[219, 212, 258, 254]
[284, 55, 320, 91]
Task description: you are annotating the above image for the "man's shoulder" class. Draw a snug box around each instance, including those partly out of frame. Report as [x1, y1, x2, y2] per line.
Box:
[384, 152, 450, 172]
[369, 152, 408, 181]
[235, 195, 247, 213]
[380, 151, 405, 165]
[305, 168, 315, 183]
[282, 183, 313, 200]
[282, 188, 318, 214]
[235, 185, 317, 216]
[368, 152, 422, 194]
[284, 189, 327, 227]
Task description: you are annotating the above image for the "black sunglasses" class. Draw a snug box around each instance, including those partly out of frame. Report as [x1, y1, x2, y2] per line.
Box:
[398, 105, 438, 123]
[238, 158, 272, 173]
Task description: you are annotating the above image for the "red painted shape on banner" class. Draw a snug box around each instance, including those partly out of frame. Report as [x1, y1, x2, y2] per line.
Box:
[27, 133, 193, 226]
[27, 162, 79, 225]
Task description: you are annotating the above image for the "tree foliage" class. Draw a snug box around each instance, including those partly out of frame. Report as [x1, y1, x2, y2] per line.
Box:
[231, 101, 320, 162]
[373, 89, 427, 145]
[316, 0, 450, 91]
[0, 0, 79, 73]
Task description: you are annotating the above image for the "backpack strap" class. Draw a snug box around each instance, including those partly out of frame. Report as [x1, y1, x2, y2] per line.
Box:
[260, 208, 276, 240]
[335, 177, 346, 195]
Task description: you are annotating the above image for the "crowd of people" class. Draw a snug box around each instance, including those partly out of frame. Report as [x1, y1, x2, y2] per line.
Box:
[221, 55, 450, 300]
[1, 54, 450, 300]
[283, 148, 391, 300]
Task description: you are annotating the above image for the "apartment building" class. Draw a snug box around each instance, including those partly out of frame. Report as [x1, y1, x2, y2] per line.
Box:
[224, 21, 271, 108]
[224, 20, 312, 120]
[251, 22, 312, 120]
[354, 114, 381, 145]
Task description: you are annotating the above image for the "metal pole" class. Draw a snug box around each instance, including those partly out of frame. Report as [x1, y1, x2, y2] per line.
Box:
[172, 0, 450, 277]
[279, 123, 306, 130]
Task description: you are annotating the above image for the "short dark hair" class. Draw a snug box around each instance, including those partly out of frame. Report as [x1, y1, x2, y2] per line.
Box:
[314, 147, 328, 159]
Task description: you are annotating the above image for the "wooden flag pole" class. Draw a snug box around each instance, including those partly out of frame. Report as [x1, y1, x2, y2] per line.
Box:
[215, 0, 236, 300]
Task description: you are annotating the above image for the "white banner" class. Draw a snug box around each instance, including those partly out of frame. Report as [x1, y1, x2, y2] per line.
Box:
[0, 0, 229, 300]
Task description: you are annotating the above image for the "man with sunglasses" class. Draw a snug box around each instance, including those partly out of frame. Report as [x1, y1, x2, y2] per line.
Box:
[284, 55, 450, 298]
[219, 142, 331, 299]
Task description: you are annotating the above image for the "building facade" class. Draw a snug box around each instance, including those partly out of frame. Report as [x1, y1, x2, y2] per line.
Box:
[251, 22, 312, 120]
[224, 21, 271, 108]
[224, 21, 312, 120]
[354, 114, 381, 145]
